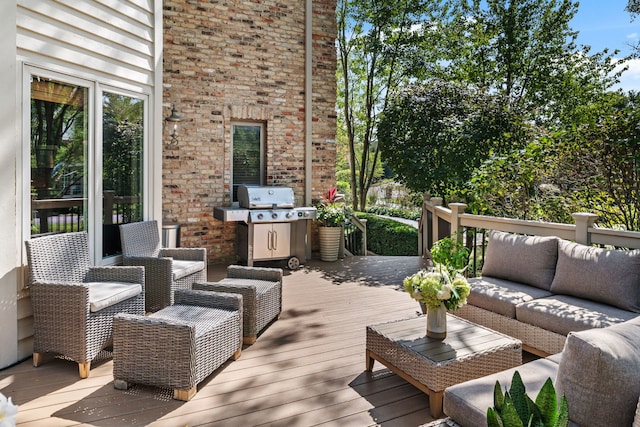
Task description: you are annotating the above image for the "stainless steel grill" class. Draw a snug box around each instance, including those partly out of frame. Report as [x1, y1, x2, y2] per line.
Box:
[213, 185, 316, 269]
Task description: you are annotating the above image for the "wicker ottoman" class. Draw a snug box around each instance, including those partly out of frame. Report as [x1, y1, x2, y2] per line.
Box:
[194, 265, 282, 344]
[112, 289, 242, 401]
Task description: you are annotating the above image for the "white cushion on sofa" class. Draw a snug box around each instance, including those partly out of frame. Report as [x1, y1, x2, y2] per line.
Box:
[481, 231, 559, 290]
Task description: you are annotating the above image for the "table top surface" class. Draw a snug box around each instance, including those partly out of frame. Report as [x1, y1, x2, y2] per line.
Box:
[367, 314, 521, 364]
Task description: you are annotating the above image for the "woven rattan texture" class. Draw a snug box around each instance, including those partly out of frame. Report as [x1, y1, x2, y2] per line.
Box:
[454, 304, 566, 355]
[193, 265, 282, 339]
[113, 289, 242, 391]
[366, 316, 522, 392]
[25, 232, 145, 367]
[119, 220, 207, 312]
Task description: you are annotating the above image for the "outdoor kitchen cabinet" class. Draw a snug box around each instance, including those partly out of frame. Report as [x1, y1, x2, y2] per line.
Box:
[252, 223, 291, 260]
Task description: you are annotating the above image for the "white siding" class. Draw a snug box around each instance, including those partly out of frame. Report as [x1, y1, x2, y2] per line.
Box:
[0, 1, 19, 370]
[17, 0, 156, 91]
[0, 0, 162, 368]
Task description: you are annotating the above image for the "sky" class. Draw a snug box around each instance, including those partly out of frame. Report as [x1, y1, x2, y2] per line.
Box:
[571, 0, 640, 91]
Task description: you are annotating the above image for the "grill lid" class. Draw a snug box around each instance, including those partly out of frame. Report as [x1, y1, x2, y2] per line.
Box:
[237, 185, 295, 209]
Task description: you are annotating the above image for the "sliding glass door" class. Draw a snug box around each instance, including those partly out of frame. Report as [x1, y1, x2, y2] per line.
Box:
[28, 71, 147, 263]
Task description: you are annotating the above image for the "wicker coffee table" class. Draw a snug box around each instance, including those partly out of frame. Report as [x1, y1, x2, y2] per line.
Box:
[366, 314, 522, 417]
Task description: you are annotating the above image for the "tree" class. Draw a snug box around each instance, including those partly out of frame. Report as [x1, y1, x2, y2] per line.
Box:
[442, 0, 623, 124]
[336, 0, 447, 211]
[553, 92, 640, 230]
[378, 80, 529, 202]
[464, 135, 574, 222]
[465, 91, 640, 230]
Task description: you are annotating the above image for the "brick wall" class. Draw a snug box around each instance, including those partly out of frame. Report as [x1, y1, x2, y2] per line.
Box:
[163, 1, 337, 263]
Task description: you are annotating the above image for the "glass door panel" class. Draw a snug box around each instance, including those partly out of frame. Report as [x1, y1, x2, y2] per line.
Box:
[30, 76, 88, 236]
[102, 92, 144, 257]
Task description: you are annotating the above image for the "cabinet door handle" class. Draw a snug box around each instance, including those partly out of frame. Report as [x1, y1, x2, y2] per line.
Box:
[272, 230, 278, 250]
[267, 230, 273, 250]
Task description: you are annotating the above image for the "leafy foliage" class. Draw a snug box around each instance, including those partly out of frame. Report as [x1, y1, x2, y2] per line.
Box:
[552, 92, 640, 230]
[463, 136, 573, 222]
[430, 235, 470, 275]
[315, 186, 350, 227]
[464, 91, 640, 229]
[364, 205, 421, 221]
[487, 371, 569, 427]
[378, 80, 529, 200]
[442, 0, 623, 125]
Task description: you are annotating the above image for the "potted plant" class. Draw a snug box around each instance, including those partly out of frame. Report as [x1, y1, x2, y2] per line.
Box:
[403, 234, 471, 338]
[315, 186, 349, 261]
[403, 263, 471, 339]
[429, 234, 470, 276]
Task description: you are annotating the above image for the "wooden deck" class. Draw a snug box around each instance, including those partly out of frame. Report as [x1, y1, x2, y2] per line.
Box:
[1, 256, 456, 426]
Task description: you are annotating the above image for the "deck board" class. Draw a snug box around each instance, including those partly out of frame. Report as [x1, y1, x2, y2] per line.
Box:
[0, 256, 468, 426]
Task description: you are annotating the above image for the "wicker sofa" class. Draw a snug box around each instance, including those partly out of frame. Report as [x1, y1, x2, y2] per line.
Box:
[454, 230, 640, 355]
[443, 317, 640, 427]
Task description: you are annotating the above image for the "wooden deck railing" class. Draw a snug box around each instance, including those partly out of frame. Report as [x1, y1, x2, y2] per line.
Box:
[344, 214, 368, 256]
[31, 191, 140, 236]
[419, 195, 640, 276]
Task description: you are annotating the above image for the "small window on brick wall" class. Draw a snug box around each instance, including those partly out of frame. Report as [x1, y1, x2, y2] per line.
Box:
[231, 122, 265, 202]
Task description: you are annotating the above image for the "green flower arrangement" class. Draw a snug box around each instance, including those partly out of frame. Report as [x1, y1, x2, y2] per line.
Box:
[315, 186, 350, 227]
[403, 263, 471, 311]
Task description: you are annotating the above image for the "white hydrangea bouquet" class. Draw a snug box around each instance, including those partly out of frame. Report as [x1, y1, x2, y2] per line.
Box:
[403, 263, 471, 311]
[0, 392, 17, 427]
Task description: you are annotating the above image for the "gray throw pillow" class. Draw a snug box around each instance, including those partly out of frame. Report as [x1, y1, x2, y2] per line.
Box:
[550, 240, 640, 313]
[556, 317, 640, 427]
[481, 231, 559, 290]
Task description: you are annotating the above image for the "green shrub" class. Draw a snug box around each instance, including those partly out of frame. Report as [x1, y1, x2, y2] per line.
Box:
[364, 205, 421, 221]
[355, 213, 418, 255]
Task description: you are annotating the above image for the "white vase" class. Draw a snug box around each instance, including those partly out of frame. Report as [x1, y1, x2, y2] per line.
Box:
[426, 303, 447, 340]
[318, 226, 341, 261]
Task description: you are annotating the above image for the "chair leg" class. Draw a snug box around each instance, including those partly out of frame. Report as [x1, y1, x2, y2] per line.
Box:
[174, 387, 197, 401]
[233, 348, 242, 360]
[78, 362, 91, 379]
[243, 336, 257, 345]
[33, 352, 44, 367]
[114, 379, 129, 390]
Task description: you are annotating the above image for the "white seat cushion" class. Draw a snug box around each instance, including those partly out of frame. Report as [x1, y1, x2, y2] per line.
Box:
[88, 282, 142, 312]
[172, 260, 205, 281]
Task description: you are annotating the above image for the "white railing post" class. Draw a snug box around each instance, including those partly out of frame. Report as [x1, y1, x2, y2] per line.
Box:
[449, 203, 467, 242]
[572, 212, 599, 245]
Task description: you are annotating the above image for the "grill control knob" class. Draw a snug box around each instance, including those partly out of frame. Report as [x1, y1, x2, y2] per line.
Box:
[272, 213, 278, 219]
[286, 212, 294, 218]
[257, 213, 264, 220]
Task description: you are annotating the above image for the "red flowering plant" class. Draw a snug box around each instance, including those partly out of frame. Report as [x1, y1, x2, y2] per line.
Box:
[315, 186, 350, 227]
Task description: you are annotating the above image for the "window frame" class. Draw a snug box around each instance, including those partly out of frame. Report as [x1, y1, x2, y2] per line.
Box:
[230, 121, 266, 204]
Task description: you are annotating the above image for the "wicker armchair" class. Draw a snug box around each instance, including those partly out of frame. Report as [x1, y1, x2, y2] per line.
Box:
[119, 220, 207, 312]
[24, 232, 145, 379]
